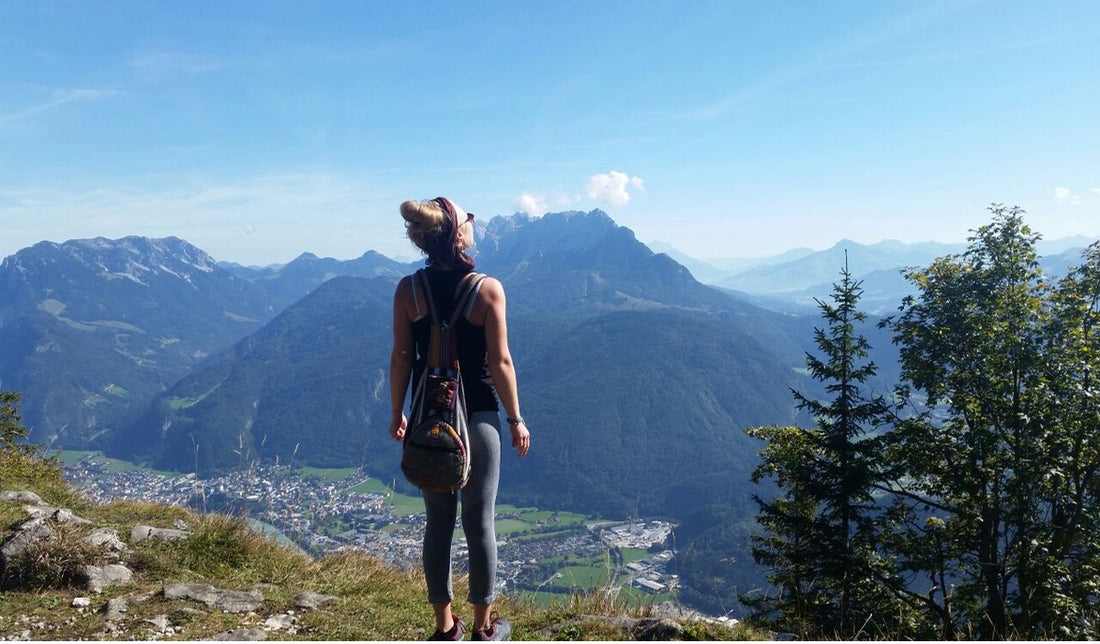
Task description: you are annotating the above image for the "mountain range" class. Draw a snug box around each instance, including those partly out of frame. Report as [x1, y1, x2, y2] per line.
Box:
[97, 211, 828, 521]
[1, 210, 1094, 615]
[655, 234, 1097, 315]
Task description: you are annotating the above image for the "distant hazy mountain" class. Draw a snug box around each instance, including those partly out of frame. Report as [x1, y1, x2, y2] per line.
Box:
[669, 235, 1099, 315]
[1038, 234, 1098, 256]
[648, 241, 817, 280]
[712, 239, 966, 295]
[219, 250, 411, 311]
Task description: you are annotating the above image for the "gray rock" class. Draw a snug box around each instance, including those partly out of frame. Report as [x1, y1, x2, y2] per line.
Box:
[71, 597, 92, 608]
[263, 613, 297, 631]
[23, 506, 92, 525]
[163, 582, 264, 614]
[104, 597, 128, 622]
[0, 490, 45, 505]
[293, 591, 339, 610]
[83, 563, 133, 593]
[130, 525, 191, 543]
[214, 589, 265, 613]
[165, 582, 222, 604]
[84, 527, 128, 554]
[208, 628, 267, 641]
[1, 517, 55, 563]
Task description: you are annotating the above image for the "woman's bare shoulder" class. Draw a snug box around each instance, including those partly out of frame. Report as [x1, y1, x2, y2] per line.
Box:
[393, 274, 422, 319]
[477, 275, 504, 297]
[394, 274, 415, 297]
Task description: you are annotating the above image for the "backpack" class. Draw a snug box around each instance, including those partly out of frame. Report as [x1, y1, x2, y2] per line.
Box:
[401, 269, 487, 492]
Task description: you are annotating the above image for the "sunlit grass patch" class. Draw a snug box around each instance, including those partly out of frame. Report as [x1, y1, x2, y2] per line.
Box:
[299, 466, 357, 481]
[0, 450, 87, 513]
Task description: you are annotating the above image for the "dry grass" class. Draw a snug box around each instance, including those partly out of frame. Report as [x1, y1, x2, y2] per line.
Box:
[0, 521, 101, 590]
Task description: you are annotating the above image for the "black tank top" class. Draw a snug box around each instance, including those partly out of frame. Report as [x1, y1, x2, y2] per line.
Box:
[411, 267, 500, 415]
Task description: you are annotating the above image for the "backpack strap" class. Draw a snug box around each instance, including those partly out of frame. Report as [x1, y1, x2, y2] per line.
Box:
[449, 272, 486, 327]
[410, 271, 427, 321]
[439, 272, 486, 369]
[415, 269, 440, 326]
[418, 270, 486, 370]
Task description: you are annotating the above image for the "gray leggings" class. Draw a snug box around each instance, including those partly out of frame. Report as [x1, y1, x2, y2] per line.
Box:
[421, 411, 501, 606]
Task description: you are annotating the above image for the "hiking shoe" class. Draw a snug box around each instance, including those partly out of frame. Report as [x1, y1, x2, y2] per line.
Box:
[471, 614, 511, 641]
[427, 615, 466, 641]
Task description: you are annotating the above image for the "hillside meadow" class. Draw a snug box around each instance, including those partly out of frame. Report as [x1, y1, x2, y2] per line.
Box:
[0, 449, 759, 640]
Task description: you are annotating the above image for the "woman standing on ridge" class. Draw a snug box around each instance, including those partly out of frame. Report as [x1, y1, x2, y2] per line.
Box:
[388, 197, 530, 641]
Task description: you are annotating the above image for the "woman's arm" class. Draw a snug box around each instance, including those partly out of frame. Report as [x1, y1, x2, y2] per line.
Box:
[477, 277, 530, 457]
[389, 276, 416, 442]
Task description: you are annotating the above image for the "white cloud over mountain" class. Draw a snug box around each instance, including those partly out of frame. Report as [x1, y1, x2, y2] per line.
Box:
[514, 171, 644, 215]
[514, 192, 548, 216]
[585, 171, 645, 208]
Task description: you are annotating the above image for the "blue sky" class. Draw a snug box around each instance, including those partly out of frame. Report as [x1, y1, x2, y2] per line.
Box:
[2, 0, 1098, 266]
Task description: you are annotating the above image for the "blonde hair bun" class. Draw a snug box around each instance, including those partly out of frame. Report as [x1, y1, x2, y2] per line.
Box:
[400, 199, 446, 227]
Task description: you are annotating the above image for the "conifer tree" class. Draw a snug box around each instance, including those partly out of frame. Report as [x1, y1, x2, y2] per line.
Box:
[745, 256, 902, 638]
[1, 388, 28, 451]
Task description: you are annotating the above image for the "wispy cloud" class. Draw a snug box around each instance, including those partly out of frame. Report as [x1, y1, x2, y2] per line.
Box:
[1053, 186, 1083, 206]
[679, 0, 982, 122]
[127, 50, 229, 76]
[0, 88, 120, 129]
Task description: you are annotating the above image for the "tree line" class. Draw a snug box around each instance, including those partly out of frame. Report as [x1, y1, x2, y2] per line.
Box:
[745, 205, 1100, 639]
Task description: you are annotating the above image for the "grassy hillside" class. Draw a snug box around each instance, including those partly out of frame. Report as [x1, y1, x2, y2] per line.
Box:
[0, 450, 759, 641]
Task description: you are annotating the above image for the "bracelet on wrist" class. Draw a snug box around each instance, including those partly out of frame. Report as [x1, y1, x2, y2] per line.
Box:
[506, 416, 525, 426]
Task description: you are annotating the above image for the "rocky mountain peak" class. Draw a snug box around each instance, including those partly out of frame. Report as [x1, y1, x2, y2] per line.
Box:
[5, 236, 218, 290]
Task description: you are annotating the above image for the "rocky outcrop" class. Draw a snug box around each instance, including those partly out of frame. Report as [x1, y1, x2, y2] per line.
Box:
[0, 488, 345, 640]
[0, 497, 133, 593]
